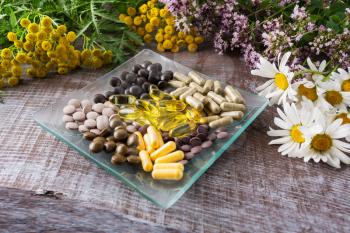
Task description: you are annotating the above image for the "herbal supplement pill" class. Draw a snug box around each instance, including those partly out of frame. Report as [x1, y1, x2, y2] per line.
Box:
[205, 97, 221, 114]
[207, 91, 226, 105]
[220, 102, 246, 112]
[170, 86, 189, 98]
[147, 126, 160, 148]
[143, 134, 155, 154]
[188, 71, 205, 85]
[63, 105, 75, 115]
[203, 80, 214, 93]
[127, 155, 141, 164]
[185, 96, 204, 110]
[213, 80, 223, 94]
[150, 141, 176, 161]
[168, 80, 186, 88]
[209, 116, 233, 129]
[220, 111, 244, 120]
[193, 92, 208, 104]
[135, 132, 145, 150]
[224, 85, 245, 103]
[199, 115, 220, 124]
[151, 169, 183, 180]
[155, 150, 185, 163]
[169, 123, 195, 138]
[189, 82, 205, 94]
[139, 150, 153, 172]
[156, 129, 164, 148]
[180, 87, 196, 101]
[174, 72, 191, 84]
[153, 163, 184, 171]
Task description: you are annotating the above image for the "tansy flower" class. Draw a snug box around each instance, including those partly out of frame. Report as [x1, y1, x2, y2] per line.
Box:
[251, 52, 297, 105]
[40, 16, 52, 27]
[66, 31, 77, 42]
[331, 68, 350, 92]
[127, 7, 136, 17]
[1, 48, 12, 59]
[297, 109, 350, 168]
[139, 4, 148, 14]
[20, 18, 31, 28]
[28, 23, 39, 33]
[268, 100, 316, 157]
[7, 32, 17, 42]
[188, 43, 198, 52]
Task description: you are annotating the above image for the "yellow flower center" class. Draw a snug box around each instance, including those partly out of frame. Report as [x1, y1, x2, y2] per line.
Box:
[290, 124, 305, 143]
[341, 80, 350, 92]
[325, 90, 343, 106]
[297, 84, 318, 101]
[335, 113, 350, 125]
[274, 73, 289, 90]
[311, 134, 332, 152]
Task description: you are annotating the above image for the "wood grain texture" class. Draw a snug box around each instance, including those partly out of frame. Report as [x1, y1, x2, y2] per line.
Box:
[0, 49, 349, 233]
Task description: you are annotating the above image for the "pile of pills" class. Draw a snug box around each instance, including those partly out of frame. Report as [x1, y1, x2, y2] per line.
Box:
[62, 60, 246, 181]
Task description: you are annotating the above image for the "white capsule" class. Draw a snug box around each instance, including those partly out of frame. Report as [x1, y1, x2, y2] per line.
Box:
[220, 111, 244, 120]
[185, 96, 204, 110]
[174, 72, 192, 84]
[188, 71, 205, 85]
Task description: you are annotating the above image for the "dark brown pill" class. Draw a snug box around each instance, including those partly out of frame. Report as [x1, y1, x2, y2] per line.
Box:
[114, 125, 126, 131]
[217, 131, 229, 139]
[127, 147, 139, 156]
[197, 125, 209, 134]
[191, 146, 202, 154]
[138, 125, 149, 135]
[110, 77, 121, 87]
[116, 144, 128, 155]
[201, 140, 213, 149]
[126, 125, 137, 133]
[83, 132, 96, 141]
[109, 118, 124, 129]
[208, 133, 217, 141]
[190, 137, 202, 147]
[180, 145, 191, 152]
[93, 136, 106, 143]
[89, 141, 104, 153]
[162, 132, 169, 138]
[180, 136, 190, 144]
[197, 133, 208, 141]
[106, 136, 115, 141]
[114, 129, 128, 141]
[100, 128, 111, 137]
[127, 155, 141, 164]
[185, 152, 195, 160]
[104, 141, 116, 152]
[127, 134, 138, 147]
[111, 154, 126, 164]
[94, 94, 106, 104]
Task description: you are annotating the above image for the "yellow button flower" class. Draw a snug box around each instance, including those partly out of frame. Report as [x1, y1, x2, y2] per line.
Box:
[133, 16, 142, 26]
[20, 18, 31, 28]
[1, 48, 12, 59]
[8, 77, 19, 86]
[164, 34, 172, 40]
[171, 45, 179, 53]
[123, 16, 133, 26]
[163, 39, 173, 50]
[127, 7, 136, 17]
[40, 16, 52, 27]
[194, 36, 204, 44]
[159, 9, 169, 18]
[7, 32, 17, 42]
[139, 4, 148, 14]
[137, 27, 145, 36]
[185, 35, 194, 44]
[145, 23, 154, 33]
[28, 23, 39, 33]
[147, 1, 155, 8]
[188, 43, 198, 52]
[155, 33, 164, 42]
[143, 34, 153, 43]
[150, 8, 159, 17]
[150, 17, 160, 26]
[66, 31, 77, 42]
[157, 43, 165, 52]
[164, 25, 174, 35]
[119, 13, 126, 21]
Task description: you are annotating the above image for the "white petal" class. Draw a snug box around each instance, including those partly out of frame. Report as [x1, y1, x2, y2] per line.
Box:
[256, 79, 274, 91]
[326, 119, 343, 135]
[326, 153, 341, 168]
[274, 117, 292, 129]
[331, 124, 350, 139]
[278, 141, 294, 154]
[267, 129, 289, 137]
[307, 57, 317, 71]
[279, 52, 291, 71]
[330, 147, 350, 164]
[269, 136, 291, 145]
[319, 60, 327, 72]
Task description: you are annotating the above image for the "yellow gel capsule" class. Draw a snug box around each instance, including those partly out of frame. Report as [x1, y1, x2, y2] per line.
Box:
[135, 131, 145, 150]
[143, 134, 154, 154]
[169, 122, 196, 138]
[154, 150, 184, 164]
[185, 108, 203, 122]
[150, 141, 176, 161]
[158, 100, 186, 111]
[118, 106, 142, 120]
[158, 113, 188, 131]
[153, 163, 184, 171]
[152, 168, 183, 181]
[139, 150, 153, 172]
[147, 126, 160, 148]
[149, 89, 174, 101]
[109, 94, 136, 105]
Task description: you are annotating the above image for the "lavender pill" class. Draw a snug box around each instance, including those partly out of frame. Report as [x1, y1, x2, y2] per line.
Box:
[217, 131, 229, 139]
[208, 133, 217, 141]
[201, 140, 213, 148]
[191, 146, 202, 154]
[185, 152, 195, 160]
[180, 145, 191, 152]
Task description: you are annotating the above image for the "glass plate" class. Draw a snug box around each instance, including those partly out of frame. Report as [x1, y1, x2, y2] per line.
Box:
[34, 49, 268, 208]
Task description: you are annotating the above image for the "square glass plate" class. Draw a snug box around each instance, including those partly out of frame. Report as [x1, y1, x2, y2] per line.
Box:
[34, 49, 268, 208]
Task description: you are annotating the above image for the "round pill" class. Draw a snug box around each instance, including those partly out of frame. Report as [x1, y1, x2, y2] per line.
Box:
[63, 105, 75, 115]
[72, 111, 85, 121]
[104, 141, 116, 152]
[84, 119, 97, 129]
[114, 129, 128, 141]
[180, 145, 191, 152]
[89, 141, 104, 153]
[185, 152, 195, 160]
[96, 115, 109, 130]
[141, 60, 152, 68]
[83, 132, 96, 141]
[94, 94, 106, 104]
[208, 133, 217, 141]
[62, 115, 74, 123]
[127, 147, 139, 156]
[68, 99, 80, 108]
[111, 154, 126, 164]
[102, 108, 114, 117]
[116, 144, 128, 155]
[113, 86, 124, 94]
[92, 103, 105, 113]
[138, 69, 149, 78]
[110, 77, 121, 87]
[132, 64, 142, 74]
[130, 85, 143, 97]
[86, 111, 99, 120]
[190, 137, 202, 147]
[201, 140, 213, 148]
[65, 122, 78, 130]
[180, 137, 190, 145]
[109, 118, 123, 129]
[127, 155, 141, 164]
[78, 124, 89, 133]
[191, 146, 202, 154]
[217, 131, 229, 139]
[82, 105, 92, 114]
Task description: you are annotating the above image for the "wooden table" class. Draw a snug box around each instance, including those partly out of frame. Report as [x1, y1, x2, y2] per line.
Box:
[0, 49, 349, 232]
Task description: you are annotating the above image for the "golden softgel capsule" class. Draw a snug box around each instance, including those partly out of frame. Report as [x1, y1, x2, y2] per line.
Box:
[139, 150, 153, 172]
[151, 168, 183, 181]
[150, 141, 176, 161]
[153, 163, 184, 171]
[155, 150, 185, 163]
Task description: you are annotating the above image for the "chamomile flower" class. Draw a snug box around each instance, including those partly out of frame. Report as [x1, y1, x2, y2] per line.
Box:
[333, 111, 350, 142]
[267, 100, 315, 157]
[297, 109, 350, 168]
[331, 68, 350, 92]
[251, 52, 297, 105]
[318, 79, 350, 112]
[300, 58, 327, 85]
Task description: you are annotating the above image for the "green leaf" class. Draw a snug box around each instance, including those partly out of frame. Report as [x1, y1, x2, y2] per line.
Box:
[9, 8, 16, 28]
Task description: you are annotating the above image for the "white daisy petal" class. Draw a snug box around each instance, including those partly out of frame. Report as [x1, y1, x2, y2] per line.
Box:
[256, 79, 274, 91]
[274, 117, 292, 129]
[330, 147, 350, 164]
[267, 129, 289, 137]
[307, 57, 317, 71]
[269, 136, 291, 145]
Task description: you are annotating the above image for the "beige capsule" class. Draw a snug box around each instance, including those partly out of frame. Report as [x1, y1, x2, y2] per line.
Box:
[189, 82, 205, 93]
[224, 85, 245, 104]
[220, 111, 244, 120]
[170, 86, 189, 98]
[220, 102, 246, 112]
[168, 80, 186, 88]
[213, 80, 223, 94]
[188, 71, 205, 85]
[203, 80, 214, 93]
[207, 91, 226, 105]
[185, 96, 204, 110]
[209, 116, 233, 129]
[179, 87, 196, 101]
[205, 97, 221, 114]
[173, 72, 192, 84]
[199, 115, 220, 124]
[193, 92, 208, 104]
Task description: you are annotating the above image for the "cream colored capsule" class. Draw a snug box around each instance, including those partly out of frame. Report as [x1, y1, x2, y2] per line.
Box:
[220, 102, 246, 112]
[224, 85, 245, 104]
[153, 163, 184, 171]
[143, 134, 154, 154]
[139, 150, 153, 172]
[179, 87, 196, 101]
[147, 126, 161, 148]
[207, 91, 226, 105]
[193, 92, 208, 104]
[174, 72, 191, 84]
[170, 86, 189, 98]
[220, 111, 244, 120]
[203, 80, 214, 93]
[189, 82, 205, 93]
[168, 80, 186, 88]
[213, 80, 223, 94]
[205, 97, 221, 114]
[209, 116, 233, 129]
[188, 71, 205, 85]
[199, 115, 220, 124]
[150, 141, 176, 161]
[185, 96, 204, 110]
[152, 169, 183, 180]
[134, 131, 145, 151]
[155, 150, 185, 163]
